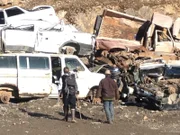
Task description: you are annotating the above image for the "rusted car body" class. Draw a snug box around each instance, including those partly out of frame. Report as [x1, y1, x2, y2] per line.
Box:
[94, 9, 180, 55]
[94, 9, 146, 51]
[146, 12, 180, 53]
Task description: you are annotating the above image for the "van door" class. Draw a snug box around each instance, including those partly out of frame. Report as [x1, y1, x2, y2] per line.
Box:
[36, 25, 70, 53]
[48, 56, 62, 98]
[17, 55, 52, 96]
[64, 57, 90, 98]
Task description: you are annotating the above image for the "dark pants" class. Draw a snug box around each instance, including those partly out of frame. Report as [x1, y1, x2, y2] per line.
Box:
[63, 93, 76, 109]
[103, 100, 114, 122]
[62, 93, 76, 121]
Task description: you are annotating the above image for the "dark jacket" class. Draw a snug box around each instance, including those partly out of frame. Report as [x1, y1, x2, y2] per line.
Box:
[62, 73, 78, 95]
[96, 75, 119, 100]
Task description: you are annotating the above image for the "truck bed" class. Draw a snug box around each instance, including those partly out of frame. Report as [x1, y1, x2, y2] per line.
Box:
[95, 9, 148, 51]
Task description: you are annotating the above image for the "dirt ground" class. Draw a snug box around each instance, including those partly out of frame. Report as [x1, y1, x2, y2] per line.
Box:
[0, 1, 180, 135]
[0, 97, 179, 135]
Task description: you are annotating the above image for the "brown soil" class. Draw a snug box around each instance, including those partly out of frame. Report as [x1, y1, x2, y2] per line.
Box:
[0, 1, 180, 135]
[0, 98, 180, 135]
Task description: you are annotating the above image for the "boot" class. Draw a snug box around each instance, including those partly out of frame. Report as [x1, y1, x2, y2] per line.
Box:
[63, 106, 69, 121]
[71, 109, 77, 123]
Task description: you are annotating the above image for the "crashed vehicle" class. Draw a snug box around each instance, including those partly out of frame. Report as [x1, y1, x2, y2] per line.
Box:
[92, 63, 137, 101]
[0, 20, 95, 57]
[94, 9, 145, 52]
[140, 59, 180, 80]
[93, 9, 180, 63]
[93, 58, 180, 110]
[0, 5, 59, 27]
[133, 80, 180, 110]
[125, 59, 180, 110]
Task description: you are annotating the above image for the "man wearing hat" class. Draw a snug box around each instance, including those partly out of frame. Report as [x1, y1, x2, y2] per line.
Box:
[95, 69, 119, 124]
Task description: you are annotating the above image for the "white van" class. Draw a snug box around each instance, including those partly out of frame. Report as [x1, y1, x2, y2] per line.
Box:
[0, 53, 104, 103]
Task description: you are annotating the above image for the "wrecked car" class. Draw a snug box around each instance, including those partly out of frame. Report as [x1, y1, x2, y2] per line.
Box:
[0, 5, 59, 27]
[0, 21, 95, 56]
[125, 60, 180, 110]
[145, 12, 180, 53]
[140, 59, 180, 80]
[93, 9, 180, 61]
[93, 58, 180, 110]
[0, 53, 104, 104]
[94, 9, 145, 52]
[92, 63, 136, 101]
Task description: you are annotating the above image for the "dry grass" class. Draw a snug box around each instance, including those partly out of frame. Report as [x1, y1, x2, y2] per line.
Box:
[3, 0, 180, 33]
[74, 8, 103, 33]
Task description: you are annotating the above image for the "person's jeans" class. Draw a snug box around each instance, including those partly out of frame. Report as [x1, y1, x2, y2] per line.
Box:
[103, 100, 114, 122]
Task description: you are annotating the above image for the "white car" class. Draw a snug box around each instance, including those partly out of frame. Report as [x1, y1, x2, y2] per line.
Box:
[0, 53, 104, 103]
[1, 22, 95, 56]
[0, 5, 59, 27]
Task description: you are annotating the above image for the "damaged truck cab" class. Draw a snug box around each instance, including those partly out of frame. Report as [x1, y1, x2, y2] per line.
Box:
[0, 53, 104, 103]
[145, 12, 180, 53]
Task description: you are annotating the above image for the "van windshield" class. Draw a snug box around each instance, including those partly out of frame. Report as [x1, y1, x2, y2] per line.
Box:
[65, 58, 85, 71]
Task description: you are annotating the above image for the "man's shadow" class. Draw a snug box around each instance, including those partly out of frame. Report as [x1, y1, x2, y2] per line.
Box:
[19, 108, 102, 122]
[19, 108, 62, 121]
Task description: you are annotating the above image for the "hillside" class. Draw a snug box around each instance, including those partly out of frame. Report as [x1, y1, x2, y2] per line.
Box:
[1, 0, 180, 33]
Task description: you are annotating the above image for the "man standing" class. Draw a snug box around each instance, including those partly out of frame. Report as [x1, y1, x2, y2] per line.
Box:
[96, 69, 119, 124]
[61, 67, 79, 123]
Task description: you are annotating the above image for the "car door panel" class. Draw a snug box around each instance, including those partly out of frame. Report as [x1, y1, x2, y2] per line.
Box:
[17, 56, 52, 95]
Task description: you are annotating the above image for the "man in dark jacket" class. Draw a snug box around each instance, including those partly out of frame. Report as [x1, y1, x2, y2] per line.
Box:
[96, 69, 119, 124]
[61, 67, 78, 123]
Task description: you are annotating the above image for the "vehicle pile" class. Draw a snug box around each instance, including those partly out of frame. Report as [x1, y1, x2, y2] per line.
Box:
[0, 5, 105, 104]
[0, 5, 180, 110]
[92, 9, 180, 110]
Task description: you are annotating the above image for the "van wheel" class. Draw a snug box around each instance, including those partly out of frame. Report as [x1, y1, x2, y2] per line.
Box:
[0, 92, 11, 104]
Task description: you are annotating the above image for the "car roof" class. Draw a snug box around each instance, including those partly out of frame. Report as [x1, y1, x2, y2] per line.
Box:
[0, 52, 79, 58]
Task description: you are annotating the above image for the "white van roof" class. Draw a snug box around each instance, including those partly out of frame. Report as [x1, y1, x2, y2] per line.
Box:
[0, 53, 79, 59]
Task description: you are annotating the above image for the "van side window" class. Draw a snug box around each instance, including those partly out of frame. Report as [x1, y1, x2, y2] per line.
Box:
[65, 58, 85, 71]
[0, 11, 5, 24]
[29, 57, 49, 69]
[19, 56, 27, 69]
[51, 57, 61, 80]
[51, 57, 61, 71]
[0, 56, 16, 68]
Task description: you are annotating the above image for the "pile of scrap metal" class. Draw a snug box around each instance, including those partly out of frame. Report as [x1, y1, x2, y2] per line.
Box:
[91, 9, 180, 110]
[132, 78, 180, 110]
[132, 59, 180, 110]
[120, 59, 180, 110]
[93, 53, 180, 110]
